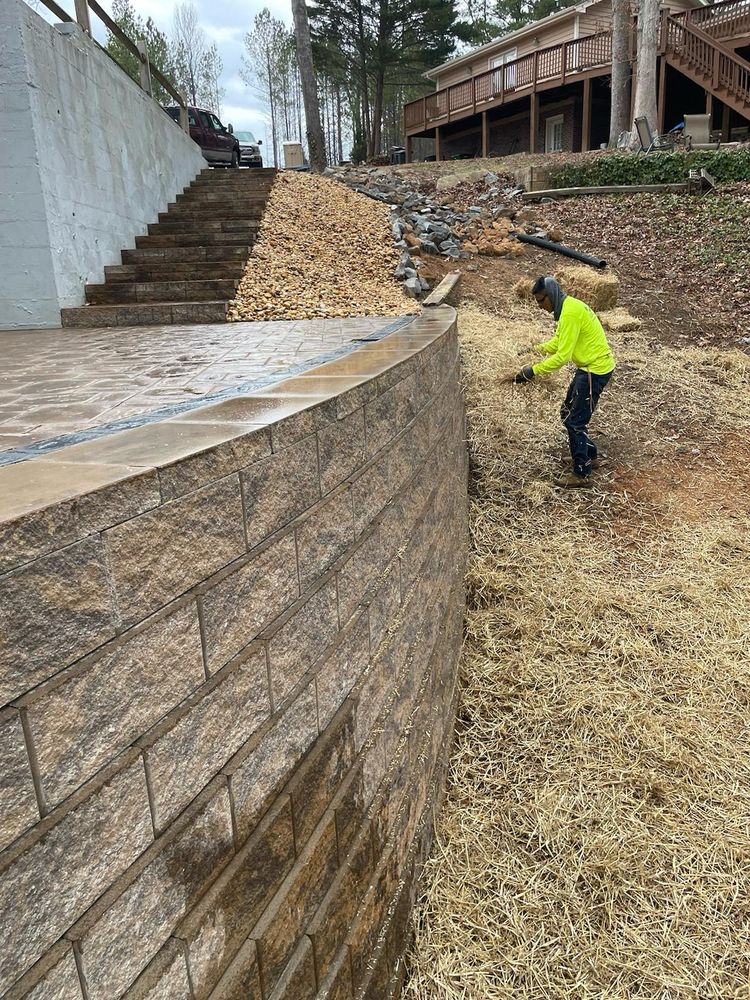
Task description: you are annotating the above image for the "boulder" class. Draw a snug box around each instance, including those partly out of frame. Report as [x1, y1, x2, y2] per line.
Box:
[404, 275, 422, 298]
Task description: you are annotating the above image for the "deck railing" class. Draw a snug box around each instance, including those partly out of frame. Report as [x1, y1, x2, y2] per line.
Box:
[665, 15, 750, 106]
[25, 0, 189, 129]
[404, 29, 613, 132]
[677, 0, 750, 43]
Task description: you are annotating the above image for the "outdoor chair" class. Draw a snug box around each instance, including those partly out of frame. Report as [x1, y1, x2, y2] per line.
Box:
[634, 116, 675, 153]
[683, 114, 720, 151]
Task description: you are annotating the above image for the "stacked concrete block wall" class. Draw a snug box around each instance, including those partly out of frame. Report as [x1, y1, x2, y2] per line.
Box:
[0, 307, 468, 1000]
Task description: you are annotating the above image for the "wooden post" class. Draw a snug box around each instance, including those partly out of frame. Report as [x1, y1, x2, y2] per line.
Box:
[435, 125, 442, 161]
[705, 90, 713, 121]
[179, 91, 189, 133]
[482, 111, 489, 158]
[721, 101, 731, 142]
[405, 135, 413, 163]
[657, 56, 666, 132]
[137, 39, 152, 97]
[581, 77, 591, 151]
[73, 0, 91, 34]
[561, 42, 567, 84]
[530, 93, 538, 153]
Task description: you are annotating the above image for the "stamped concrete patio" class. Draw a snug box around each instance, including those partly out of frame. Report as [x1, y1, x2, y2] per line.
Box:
[0, 316, 414, 465]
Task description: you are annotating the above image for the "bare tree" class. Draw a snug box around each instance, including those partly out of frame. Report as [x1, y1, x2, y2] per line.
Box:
[172, 2, 206, 105]
[631, 0, 660, 143]
[200, 43, 225, 114]
[609, 0, 632, 145]
[291, 0, 327, 171]
[242, 10, 287, 167]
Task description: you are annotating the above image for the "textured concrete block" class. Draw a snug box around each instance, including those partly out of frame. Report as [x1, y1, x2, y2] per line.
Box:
[241, 435, 320, 549]
[120, 940, 192, 1000]
[254, 814, 339, 995]
[348, 878, 389, 989]
[177, 796, 295, 1000]
[0, 468, 160, 576]
[2, 942, 83, 1000]
[24, 602, 204, 810]
[287, 702, 355, 850]
[0, 753, 152, 995]
[158, 426, 272, 501]
[349, 454, 392, 539]
[335, 527, 383, 627]
[0, 536, 117, 705]
[199, 534, 299, 674]
[105, 476, 245, 625]
[205, 939, 262, 1000]
[367, 567, 401, 654]
[228, 681, 318, 846]
[353, 640, 398, 754]
[364, 374, 418, 459]
[266, 938, 316, 1000]
[317, 409, 366, 496]
[142, 646, 270, 831]
[264, 576, 338, 709]
[295, 487, 355, 592]
[332, 762, 367, 863]
[73, 784, 233, 1000]
[317, 951, 354, 1000]
[316, 614, 370, 732]
[307, 863, 362, 984]
[0, 709, 37, 853]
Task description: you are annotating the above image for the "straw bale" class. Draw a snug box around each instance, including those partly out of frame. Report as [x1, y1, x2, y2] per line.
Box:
[599, 307, 642, 333]
[555, 263, 619, 310]
[405, 299, 750, 1000]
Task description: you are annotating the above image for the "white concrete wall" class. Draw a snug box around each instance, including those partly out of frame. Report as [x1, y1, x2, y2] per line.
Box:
[0, 0, 205, 329]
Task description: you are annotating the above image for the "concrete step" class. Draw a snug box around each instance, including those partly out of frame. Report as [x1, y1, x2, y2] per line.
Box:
[158, 208, 264, 223]
[175, 191, 271, 204]
[122, 245, 249, 264]
[105, 261, 245, 282]
[85, 278, 239, 305]
[147, 219, 260, 236]
[61, 300, 230, 328]
[134, 233, 255, 248]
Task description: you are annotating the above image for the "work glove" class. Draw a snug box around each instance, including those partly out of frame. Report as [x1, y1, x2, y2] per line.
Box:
[513, 365, 535, 384]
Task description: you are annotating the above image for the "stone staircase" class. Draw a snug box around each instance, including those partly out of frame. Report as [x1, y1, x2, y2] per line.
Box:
[61, 167, 277, 327]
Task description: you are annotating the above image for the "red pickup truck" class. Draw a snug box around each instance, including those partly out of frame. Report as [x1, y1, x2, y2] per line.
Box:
[165, 105, 241, 167]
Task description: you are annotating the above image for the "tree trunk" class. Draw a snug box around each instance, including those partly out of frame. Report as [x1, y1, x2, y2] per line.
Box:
[609, 0, 632, 145]
[336, 84, 343, 164]
[631, 0, 660, 145]
[266, 48, 279, 167]
[291, 0, 327, 171]
[369, 69, 385, 159]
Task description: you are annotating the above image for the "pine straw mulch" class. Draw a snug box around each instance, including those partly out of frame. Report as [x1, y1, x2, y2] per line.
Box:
[405, 296, 750, 999]
[227, 172, 416, 322]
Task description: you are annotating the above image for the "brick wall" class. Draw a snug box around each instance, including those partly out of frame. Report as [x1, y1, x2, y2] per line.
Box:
[0, 307, 468, 1000]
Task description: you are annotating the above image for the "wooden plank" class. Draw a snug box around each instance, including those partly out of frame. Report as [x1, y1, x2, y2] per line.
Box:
[37, 0, 73, 22]
[423, 272, 461, 307]
[73, 0, 91, 33]
[482, 111, 489, 157]
[530, 92, 539, 153]
[522, 182, 689, 200]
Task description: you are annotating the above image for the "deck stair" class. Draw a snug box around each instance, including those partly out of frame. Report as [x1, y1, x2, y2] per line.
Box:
[61, 167, 276, 328]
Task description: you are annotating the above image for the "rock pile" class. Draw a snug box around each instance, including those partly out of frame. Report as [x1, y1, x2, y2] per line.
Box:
[228, 172, 415, 322]
[329, 164, 563, 299]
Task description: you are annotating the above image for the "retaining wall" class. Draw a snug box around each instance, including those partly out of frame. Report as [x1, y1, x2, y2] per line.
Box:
[0, 307, 468, 1000]
[0, 0, 205, 330]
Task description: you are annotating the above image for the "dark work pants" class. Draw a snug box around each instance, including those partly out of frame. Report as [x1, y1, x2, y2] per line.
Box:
[560, 369, 613, 477]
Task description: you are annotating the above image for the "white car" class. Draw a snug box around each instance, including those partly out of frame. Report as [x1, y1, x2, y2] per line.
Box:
[234, 130, 263, 168]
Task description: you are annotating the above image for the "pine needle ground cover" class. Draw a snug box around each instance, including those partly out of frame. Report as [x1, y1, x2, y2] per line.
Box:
[405, 297, 750, 999]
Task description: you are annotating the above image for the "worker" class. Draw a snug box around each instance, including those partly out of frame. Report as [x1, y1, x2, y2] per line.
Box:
[506, 275, 616, 488]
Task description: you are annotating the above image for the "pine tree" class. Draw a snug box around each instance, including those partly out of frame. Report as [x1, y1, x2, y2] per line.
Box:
[105, 0, 176, 105]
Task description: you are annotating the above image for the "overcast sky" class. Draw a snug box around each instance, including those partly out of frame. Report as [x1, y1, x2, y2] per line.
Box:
[38, 0, 292, 144]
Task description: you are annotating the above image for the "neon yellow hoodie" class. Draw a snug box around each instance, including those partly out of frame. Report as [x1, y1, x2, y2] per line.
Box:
[532, 296, 616, 377]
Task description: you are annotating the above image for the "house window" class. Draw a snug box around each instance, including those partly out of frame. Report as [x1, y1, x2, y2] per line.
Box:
[545, 114, 564, 152]
[490, 48, 517, 90]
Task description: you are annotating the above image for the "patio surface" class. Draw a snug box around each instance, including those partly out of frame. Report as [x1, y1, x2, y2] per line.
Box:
[0, 316, 413, 465]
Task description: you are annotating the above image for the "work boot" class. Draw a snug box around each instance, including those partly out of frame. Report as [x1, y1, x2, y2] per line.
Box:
[554, 471, 593, 489]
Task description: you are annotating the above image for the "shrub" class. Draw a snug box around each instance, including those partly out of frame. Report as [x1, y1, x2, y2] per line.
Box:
[548, 148, 750, 188]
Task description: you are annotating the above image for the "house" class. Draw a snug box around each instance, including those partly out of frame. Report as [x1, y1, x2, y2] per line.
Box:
[403, 0, 750, 159]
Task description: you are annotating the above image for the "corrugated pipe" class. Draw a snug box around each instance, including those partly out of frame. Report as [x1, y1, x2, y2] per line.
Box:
[513, 233, 608, 270]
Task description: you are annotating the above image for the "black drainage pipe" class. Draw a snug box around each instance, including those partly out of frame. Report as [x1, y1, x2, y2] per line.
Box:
[514, 233, 607, 270]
